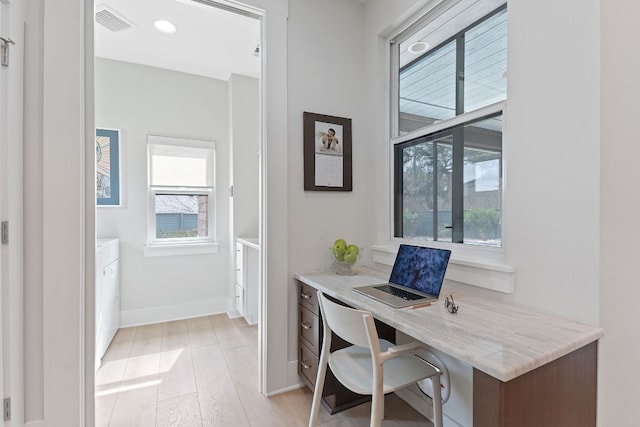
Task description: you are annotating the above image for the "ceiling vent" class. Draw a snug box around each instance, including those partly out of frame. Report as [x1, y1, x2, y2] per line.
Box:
[96, 5, 135, 32]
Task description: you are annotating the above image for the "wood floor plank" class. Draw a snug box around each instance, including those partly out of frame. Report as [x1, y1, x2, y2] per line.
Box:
[95, 358, 128, 426]
[191, 344, 250, 427]
[96, 315, 430, 427]
[130, 323, 163, 358]
[109, 382, 159, 427]
[109, 353, 161, 426]
[103, 326, 136, 362]
[162, 320, 190, 351]
[96, 358, 127, 389]
[336, 394, 429, 427]
[187, 316, 218, 348]
[279, 386, 333, 426]
[158, 348, 197, 402]
[209, 314, 250, 351]
[222, 345, 299, 427]
[156, 393, 203, 427]
[122, 353, 161, 383]
[95, 393, 118, 427]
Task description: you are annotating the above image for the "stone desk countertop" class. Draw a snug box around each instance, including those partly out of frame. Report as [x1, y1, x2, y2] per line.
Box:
[294, 267, 604, 382]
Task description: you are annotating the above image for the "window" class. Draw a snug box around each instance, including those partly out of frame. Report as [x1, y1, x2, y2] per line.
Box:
[391, 2, 507, 248]
[147, 135, 216, 246]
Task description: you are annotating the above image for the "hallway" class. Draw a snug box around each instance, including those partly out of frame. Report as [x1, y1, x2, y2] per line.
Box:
[95, 314, 429, 426]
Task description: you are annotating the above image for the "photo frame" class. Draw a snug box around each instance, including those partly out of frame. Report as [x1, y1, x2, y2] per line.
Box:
[96, 128, 121, 206]
[303, 112, 352, 191]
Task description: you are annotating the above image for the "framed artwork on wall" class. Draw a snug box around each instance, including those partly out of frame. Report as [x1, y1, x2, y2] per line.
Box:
[96, 128, 121, 206]
[303, 112, 353, 191]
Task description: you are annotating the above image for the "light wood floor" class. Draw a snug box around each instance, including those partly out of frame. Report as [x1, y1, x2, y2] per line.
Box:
[96, 314, 430, 426]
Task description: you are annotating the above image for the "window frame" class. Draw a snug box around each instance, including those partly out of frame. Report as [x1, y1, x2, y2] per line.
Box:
[146, 135, 217, 248]
[389, 2, 507, 253]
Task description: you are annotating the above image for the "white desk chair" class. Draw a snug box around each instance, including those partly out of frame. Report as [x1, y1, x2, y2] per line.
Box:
[309, 291, 443, 427]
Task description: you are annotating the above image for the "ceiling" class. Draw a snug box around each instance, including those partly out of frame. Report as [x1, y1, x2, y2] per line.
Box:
[94, 0, 261, 81]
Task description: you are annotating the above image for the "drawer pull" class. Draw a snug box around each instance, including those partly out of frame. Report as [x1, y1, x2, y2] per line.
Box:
[300, 360, 312, 369]
[301, 292, 312, 299]
[300, 321, 312, 330]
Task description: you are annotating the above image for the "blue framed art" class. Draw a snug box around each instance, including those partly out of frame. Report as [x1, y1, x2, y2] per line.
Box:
[96, 128, 121, 206]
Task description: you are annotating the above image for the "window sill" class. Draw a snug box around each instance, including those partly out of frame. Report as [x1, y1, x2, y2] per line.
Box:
[370, 244, 515, 294]
[144, 242, 219, 257]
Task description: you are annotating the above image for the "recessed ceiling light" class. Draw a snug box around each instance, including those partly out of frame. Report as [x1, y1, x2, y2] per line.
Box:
[408, 41, 429, 54]
[154, 19, 176, 34]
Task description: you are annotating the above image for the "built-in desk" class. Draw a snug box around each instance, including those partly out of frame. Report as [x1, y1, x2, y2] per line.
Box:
[295, 268, 604, 427]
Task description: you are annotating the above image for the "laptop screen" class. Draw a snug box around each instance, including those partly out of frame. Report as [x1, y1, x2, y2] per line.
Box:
[389, 245, 452, 296]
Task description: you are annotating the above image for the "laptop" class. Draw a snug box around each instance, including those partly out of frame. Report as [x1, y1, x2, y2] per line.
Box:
[353, 245, 451, 308]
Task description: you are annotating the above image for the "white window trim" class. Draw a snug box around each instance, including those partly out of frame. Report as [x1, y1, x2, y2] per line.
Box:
[147, 135, 218, 252]
[382, 2, 514, 286]
[370, 244, 514, 293]
[391, 100, 505, 146]
[147, 187, 216, 247]
[144, 241, 220, 257]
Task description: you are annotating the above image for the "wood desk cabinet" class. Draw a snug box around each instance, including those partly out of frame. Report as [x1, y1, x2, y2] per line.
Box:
[297, 281, 371, 413]
[473, 341, 597, 427]
[296, 271, 601, 426]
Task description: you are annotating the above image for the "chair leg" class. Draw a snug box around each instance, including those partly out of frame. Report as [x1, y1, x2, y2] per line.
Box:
[370, 373, 384, 427]
[430, 375, 444, 427]
[308, 350, 330, 427]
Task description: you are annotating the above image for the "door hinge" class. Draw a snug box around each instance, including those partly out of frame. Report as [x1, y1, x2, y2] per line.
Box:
[3, 397, 10, 421]
[0, 37, 15, 67]
[1, 221, 8, 244]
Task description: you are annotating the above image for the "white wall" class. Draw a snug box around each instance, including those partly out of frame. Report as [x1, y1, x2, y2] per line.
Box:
[230, 73, 260, 241]
[600, 1, 640, 426]
[365, 0, 600, 322]
[23, 0, 44, 422]
[362, 0, 600, 425]
[96, 58, 231, 325]
[25, 0, 640, 425]
[23, 0, 293, 423]
[286, 0, 366, 377]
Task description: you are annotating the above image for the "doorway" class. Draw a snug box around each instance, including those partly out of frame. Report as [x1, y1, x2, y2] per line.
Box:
[93, 0, 263, 421]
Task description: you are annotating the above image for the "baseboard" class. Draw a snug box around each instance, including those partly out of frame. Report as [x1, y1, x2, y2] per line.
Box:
[265, 360, 306, 397]
[287, 359, 304, 389]
[266, 382, 305, 397]
[120, 297, 230, 327]
[227, 309, 242, 319]
[25, 420, 45, 427]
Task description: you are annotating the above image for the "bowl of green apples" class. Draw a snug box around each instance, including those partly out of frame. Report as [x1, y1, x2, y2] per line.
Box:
[331, 239, 361, 275]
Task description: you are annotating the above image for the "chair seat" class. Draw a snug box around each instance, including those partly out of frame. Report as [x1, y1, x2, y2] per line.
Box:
[328, 339, 439, 396]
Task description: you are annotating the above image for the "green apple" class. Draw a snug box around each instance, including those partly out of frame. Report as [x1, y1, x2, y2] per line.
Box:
[332, 239, 347, 261]
[344, 245, 359, 265]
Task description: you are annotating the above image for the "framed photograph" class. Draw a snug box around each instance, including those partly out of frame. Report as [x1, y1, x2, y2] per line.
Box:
[304, 112, 352, 191]
[96, 128, 121, 206]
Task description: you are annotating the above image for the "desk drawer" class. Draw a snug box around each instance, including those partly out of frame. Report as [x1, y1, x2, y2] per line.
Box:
[299, 343, 319, 388]
[299, 281, 318, 314]
[299, 305, 320, 354]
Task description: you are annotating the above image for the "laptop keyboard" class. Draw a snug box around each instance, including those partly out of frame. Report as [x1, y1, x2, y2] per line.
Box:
[374, 285, 424, 301]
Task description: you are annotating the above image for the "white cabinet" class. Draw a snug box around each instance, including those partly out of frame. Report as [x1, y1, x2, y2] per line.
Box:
[235, 238, 259, 325]
[96, 238, 120, 370]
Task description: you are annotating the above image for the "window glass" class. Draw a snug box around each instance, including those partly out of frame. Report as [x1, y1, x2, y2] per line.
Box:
[464, 8, 508, 112]
[155, 194, 209, 239]
[392, 3, 506, 248]
[147, 135, 215, 244]
[395, 115, 502, 247]
[399, 40, 457, 133]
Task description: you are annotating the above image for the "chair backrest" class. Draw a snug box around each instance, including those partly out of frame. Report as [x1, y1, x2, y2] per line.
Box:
[317, 292, 378, 350]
